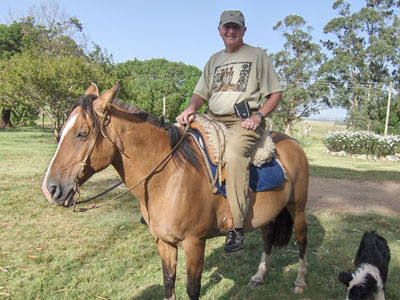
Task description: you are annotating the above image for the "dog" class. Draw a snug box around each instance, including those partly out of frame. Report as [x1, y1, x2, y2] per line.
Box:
[339, 231, 390, 300]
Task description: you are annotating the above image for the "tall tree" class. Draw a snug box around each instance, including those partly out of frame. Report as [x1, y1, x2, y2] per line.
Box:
[271, 15, 329, 134]
[116, 58, 201, 121]
[320, 0, 400, 130]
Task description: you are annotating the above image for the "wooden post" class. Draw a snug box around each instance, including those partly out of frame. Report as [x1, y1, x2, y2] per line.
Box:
[162, 96, 166, 119]
[384, 82, 392, 137]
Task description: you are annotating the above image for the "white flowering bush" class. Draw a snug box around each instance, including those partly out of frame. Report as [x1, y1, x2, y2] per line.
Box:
[323, 130, 400, 157]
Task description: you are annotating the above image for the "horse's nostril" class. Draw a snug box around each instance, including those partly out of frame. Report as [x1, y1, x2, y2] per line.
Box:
[49, 185, 56, 197]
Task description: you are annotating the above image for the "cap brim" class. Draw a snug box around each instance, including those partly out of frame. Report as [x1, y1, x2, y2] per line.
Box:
[220, 19, 244, 26]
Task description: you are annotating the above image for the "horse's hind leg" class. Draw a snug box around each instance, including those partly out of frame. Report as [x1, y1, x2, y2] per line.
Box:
[157, 239, 178, 300]
[288, 207, 308, 294]
[182, 237, 206, 300]
[248, 222, 274, 287]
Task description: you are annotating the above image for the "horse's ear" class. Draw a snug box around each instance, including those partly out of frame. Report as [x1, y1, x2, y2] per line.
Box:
[95, 80, 121, 112]
[85, 83, 99, 96]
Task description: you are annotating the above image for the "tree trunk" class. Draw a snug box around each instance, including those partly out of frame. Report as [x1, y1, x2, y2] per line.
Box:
[0, 109, 12, 128]
[285, 121, 292, 135]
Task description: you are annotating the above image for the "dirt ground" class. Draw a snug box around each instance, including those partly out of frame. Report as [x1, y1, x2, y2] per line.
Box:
[308, 176, 400, 216]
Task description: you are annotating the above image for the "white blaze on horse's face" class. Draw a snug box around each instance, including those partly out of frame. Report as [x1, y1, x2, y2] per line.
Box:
[44, 114, 78, 182]
[42, 110, 93, 206]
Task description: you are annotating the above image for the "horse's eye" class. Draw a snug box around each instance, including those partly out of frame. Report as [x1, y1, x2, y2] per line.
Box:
[77, 131, 89, 140]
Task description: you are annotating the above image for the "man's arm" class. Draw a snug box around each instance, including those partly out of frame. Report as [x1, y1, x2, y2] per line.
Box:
[241, 91, 282, 130]
[176, 94, 206, 125]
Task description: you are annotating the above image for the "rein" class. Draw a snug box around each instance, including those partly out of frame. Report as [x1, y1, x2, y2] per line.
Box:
[72, 109, 192, 213]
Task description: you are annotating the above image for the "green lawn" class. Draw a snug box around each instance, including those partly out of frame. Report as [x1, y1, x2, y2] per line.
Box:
[0, 124, 399, 300]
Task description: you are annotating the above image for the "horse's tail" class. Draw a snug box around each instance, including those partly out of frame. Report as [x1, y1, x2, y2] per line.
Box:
[271, 207, 293, 248]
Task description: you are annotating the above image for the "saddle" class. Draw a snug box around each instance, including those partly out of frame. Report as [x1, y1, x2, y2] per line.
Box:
[187, 113, 285, 230]
[191, 114, 285, 192]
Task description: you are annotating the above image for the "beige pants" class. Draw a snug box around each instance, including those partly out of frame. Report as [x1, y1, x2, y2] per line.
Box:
[207, 111, 266, 228]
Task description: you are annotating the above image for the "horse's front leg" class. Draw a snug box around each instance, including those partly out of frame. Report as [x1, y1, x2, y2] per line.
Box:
[156, 239, 178, 300]
[182, 237, 206, 300]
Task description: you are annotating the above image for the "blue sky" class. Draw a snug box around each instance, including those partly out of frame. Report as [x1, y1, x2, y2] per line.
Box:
[1, 0, 368, 119]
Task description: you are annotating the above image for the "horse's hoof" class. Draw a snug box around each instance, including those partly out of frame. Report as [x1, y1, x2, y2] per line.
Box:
[248, 280, 263, 287]
[293, 285, 305, 294]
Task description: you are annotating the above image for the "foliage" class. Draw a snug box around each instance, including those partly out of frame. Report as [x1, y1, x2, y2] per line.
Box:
[373, 93, 400, 135]
[115, 58, 201, 121]
[271, 15, 329, 134]
[0, 51, 117, 139]
[320, 0, 400, 129]
[0, 2, 116, 135]
[323, 129, 400, 157]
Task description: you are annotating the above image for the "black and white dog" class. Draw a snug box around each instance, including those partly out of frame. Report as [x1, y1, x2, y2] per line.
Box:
[339, 231, 390, 300]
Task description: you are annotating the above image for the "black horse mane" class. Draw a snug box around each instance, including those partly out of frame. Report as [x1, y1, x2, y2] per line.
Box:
[75, 95, 200, 169]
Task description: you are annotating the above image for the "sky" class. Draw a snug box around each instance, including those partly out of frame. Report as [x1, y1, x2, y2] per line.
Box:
[1, 0, 370, 120]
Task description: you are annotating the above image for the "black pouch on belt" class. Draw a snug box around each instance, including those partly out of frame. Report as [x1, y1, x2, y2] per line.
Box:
[234, 101, 251, 120]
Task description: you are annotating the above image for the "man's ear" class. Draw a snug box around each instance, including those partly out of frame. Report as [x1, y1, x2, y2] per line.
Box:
[338, 271, 353, 286]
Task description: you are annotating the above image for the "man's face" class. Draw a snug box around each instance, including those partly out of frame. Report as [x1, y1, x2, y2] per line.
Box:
[218, 23, 246, 52]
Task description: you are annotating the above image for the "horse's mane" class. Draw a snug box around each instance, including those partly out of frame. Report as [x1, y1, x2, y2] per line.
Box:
[75, 95, 200, 169]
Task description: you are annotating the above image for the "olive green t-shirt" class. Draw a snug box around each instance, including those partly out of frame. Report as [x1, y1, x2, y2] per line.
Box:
[194, 43, 282, 115]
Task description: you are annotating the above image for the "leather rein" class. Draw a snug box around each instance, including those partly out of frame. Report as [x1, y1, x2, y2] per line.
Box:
[71, 108, 191, 213]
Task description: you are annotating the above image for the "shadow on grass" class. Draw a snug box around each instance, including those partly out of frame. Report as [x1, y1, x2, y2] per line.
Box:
[131, 285, 164, 300]
[310, 164, 400, 181]
[197, 213, 325, 300]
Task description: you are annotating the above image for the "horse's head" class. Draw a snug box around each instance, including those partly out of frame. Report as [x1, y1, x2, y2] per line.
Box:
[42, 81, 121, 206]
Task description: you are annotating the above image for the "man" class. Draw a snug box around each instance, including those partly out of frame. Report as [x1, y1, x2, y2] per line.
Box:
[176, 10, 282, 252]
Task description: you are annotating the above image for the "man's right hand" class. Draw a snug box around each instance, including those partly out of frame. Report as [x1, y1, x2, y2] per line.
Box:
[176, 109, 195, 125]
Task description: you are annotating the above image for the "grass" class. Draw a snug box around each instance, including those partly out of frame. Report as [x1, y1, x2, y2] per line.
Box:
[0, 123, 399, 299]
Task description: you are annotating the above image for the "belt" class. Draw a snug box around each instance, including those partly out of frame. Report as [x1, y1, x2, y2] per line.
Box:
[208, 109, 258, 118]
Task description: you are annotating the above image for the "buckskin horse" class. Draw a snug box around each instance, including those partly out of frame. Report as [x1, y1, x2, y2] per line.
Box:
[42, 82, 309, 300]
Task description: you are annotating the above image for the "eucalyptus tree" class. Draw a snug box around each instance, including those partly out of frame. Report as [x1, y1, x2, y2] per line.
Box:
[320, 0, 400, 130]
[271, 15, 329, 134]
[116, 58, 201, 121]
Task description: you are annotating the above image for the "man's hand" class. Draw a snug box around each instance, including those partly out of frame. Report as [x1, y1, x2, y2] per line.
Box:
[176, 94, 205, 125]
[241, 114, 262, 130]
[176, 109, 195, 125]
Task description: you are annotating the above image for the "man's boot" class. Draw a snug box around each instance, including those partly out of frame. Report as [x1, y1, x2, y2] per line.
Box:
[224, 228, 244, 252]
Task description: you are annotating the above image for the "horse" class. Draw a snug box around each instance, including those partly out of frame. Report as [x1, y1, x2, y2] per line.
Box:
[42, 81, 309, 300]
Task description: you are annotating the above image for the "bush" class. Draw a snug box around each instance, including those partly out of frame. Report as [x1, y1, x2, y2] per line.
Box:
[323, 130, 400, 157]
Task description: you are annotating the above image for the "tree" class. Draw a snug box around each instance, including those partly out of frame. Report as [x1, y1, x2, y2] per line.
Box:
[271, 15, 329, 134]
[116, 58, 201, 121]
[0, 21, 35, 127]
[0, 1, 114, 133]
[320, 0, 400, 130]
[0, 51, 116, 139]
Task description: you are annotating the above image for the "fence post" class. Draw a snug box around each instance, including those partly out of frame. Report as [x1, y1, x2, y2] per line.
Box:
[384, 82, 392, 137]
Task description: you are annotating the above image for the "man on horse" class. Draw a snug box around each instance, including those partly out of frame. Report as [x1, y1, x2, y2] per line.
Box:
[176, 10, 282, 253]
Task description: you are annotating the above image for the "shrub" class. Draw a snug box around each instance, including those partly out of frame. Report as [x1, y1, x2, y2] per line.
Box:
[323, 130, 400, 157]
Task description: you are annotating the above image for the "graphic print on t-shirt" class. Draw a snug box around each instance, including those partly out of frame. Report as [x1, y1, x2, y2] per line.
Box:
[213, 62, 251, 93]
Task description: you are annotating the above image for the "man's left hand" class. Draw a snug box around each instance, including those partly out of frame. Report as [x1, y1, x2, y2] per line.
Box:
[241, 115, 262, 130]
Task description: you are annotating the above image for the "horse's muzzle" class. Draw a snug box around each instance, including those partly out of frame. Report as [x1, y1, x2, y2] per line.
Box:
[42, 179, 75, 207]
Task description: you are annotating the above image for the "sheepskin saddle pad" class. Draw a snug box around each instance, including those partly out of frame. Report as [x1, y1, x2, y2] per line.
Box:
[190, 113, 275, 167]
[188, 113, 285, 195]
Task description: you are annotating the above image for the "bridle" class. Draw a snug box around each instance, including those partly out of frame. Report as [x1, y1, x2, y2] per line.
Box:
[71, 107, 192, 212]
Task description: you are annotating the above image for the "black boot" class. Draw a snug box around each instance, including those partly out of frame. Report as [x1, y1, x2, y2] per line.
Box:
[224, 228, 244, 252]
[140, 216, 147, 225]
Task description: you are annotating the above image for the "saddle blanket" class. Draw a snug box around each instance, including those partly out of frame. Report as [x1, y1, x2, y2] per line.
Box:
[191, 131, 285, 197]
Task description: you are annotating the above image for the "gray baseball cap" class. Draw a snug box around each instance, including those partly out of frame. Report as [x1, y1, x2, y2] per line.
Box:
[219, 10, 245, 27]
